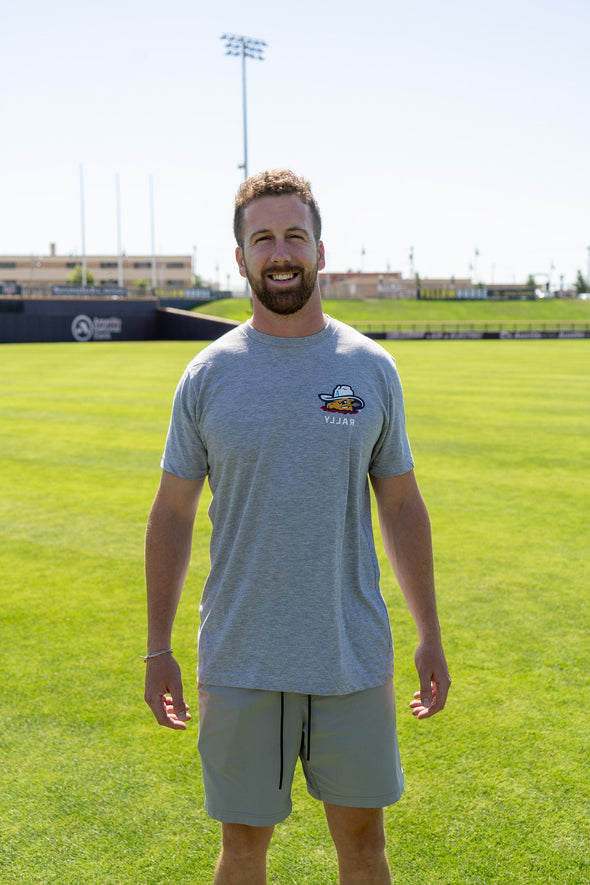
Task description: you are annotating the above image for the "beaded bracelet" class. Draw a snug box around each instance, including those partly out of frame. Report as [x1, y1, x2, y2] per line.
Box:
[142, 647, 173, 662]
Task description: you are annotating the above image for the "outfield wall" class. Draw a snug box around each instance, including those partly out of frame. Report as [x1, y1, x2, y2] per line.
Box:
[364, 328, 590, 340]
[0, 298, 239, 344]
[3, 298, 587, 344]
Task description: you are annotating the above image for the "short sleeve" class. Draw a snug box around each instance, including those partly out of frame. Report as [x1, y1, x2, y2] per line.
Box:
[160, 370, 209, 480]
[368, 360, 414, 477]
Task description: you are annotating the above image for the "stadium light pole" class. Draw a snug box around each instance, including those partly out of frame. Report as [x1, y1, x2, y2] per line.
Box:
[221, 33, 266, 180]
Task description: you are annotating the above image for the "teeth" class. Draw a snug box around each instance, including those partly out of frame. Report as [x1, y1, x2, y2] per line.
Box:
[271, 273, 295, 280]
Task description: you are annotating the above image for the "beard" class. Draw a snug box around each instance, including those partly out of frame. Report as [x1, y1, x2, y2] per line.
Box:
[243, 258, 319, 316]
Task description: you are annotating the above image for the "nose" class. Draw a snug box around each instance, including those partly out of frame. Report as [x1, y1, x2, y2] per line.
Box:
[270, 237, 291, 263]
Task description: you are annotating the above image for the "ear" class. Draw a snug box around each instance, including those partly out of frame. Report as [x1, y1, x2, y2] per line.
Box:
[235, 246, 248, 279]
[317, 240, 326, 272]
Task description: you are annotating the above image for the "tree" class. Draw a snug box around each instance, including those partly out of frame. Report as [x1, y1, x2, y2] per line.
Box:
[67, 264, 95, 286]
[526, 274, 536, 288]
[574, 270, 589, 295]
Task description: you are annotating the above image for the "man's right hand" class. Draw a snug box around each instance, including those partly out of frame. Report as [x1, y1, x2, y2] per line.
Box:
[144, 654, 191, 730]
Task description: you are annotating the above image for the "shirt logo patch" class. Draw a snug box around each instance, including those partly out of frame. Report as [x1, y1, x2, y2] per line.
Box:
[318, 385, 365, 414]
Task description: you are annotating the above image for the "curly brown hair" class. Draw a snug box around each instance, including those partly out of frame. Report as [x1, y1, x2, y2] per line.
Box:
[233, 169, 322, 248]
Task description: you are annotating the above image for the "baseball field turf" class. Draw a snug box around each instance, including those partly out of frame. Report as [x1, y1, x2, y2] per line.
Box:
[1, 327, 588, 883]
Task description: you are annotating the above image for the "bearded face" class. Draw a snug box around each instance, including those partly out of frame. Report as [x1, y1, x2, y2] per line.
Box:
[242, 255, 319, 316]
[236, 195, 325, 320]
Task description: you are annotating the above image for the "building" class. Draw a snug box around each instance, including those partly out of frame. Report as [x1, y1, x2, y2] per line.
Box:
[320, 271, 413, 299]
[319, 272, 474, 299]
[0, 244, 192, 293]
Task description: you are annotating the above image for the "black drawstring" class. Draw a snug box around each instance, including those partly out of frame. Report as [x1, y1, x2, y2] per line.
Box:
[279, 692, 285, 790]
[278, 692, 312, 789]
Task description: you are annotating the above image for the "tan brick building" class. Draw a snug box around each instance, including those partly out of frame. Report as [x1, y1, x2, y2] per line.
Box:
[0, 244, 192, 292]
[320, 272, 413, 299]
[319, 272, 474, 299]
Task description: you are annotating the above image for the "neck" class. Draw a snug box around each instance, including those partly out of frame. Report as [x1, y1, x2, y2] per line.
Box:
[250, 285, 327, 338]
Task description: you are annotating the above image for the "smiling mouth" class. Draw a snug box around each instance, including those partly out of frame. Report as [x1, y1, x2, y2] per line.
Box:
[268, 272, 298, 281]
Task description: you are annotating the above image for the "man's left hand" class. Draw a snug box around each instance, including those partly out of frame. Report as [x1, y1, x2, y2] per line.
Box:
[411, 640, 451, 719]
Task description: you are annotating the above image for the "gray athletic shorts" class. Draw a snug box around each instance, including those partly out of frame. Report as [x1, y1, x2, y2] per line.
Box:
[197, 681, 404, 826]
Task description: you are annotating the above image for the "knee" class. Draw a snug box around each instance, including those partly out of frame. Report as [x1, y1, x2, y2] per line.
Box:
[327, 807, 387, 863]
[339, 824, 386, 862]
[221, 823, 274, 862]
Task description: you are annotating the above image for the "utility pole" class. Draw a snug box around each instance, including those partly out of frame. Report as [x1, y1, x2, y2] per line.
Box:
[116, 173, 123, 288]
[149, 176, 157, 291]
[79, 164, 87, 287]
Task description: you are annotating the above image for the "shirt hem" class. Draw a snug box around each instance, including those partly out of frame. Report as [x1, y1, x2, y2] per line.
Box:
[196, 671, 394, 697]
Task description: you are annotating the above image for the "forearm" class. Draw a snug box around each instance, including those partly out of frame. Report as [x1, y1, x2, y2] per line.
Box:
[375, 479, 441, 642]
[371, 471, 450, 715]
[145, 503, 195, 652]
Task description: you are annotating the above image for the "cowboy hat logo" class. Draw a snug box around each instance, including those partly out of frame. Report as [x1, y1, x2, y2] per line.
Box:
[318, 385, 365, 414]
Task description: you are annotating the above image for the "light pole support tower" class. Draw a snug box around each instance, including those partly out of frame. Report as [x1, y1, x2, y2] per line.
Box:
[221, 33, 267, 180]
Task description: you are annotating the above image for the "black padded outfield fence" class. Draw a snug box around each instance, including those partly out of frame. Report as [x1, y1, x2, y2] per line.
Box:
[0, 297, 238, 344]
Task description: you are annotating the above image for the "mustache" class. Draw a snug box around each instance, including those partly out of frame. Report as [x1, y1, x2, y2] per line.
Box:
[264, 264, 302, 275]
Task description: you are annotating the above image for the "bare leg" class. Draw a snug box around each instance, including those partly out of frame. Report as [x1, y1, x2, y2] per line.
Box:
[212, 823, 274, 885]
[324, 805, 391, 885]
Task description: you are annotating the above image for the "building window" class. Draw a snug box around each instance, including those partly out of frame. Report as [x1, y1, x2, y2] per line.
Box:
[100, 262, 118, 268]
[0, 262, 16, 268]
[166, 262, 185, 269]
[133, 262, 151, 268]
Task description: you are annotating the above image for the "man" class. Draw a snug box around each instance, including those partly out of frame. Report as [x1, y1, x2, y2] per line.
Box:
[144, 169, 451, 885]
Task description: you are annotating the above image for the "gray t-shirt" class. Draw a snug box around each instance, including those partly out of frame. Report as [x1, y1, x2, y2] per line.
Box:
[162, 317, 414, 695]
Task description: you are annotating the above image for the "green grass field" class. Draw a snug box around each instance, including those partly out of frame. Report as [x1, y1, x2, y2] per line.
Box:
[196, 296, 590, 328]
[1, 336, 589, 884]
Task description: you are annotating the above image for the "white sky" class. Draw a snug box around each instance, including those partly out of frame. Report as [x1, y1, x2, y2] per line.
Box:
[2, 0, 589, 291]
